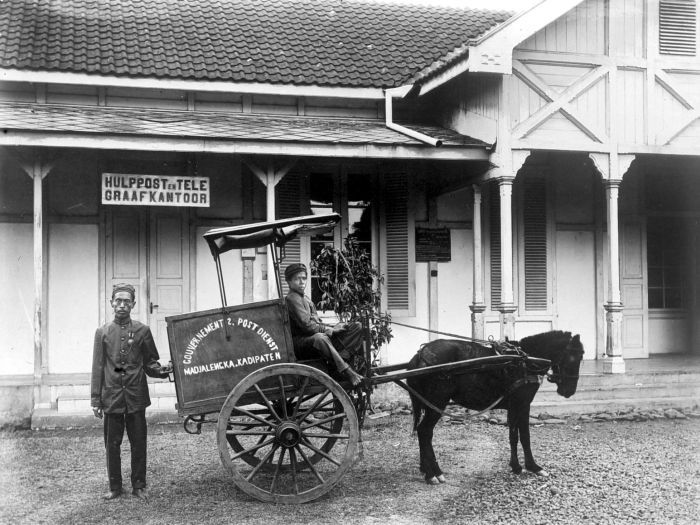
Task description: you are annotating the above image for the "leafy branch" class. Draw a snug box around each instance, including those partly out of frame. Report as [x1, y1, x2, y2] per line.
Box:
[312, 237, 392, 355]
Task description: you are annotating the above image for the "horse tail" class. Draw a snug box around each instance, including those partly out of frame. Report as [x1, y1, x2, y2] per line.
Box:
[407, 353, 425, 434]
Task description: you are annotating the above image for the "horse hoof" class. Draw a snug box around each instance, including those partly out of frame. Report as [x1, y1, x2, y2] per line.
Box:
[437, 474, 446, 484]
[532, 469, 549, 477]
[426, 477, 440, 485]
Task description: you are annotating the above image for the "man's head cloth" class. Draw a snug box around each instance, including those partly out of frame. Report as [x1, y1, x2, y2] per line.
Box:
[112, 283, 136, 300]
[284, 263, 307, 281]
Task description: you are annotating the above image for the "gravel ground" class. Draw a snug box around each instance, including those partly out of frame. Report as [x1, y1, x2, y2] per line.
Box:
[0, 414, 698, 525]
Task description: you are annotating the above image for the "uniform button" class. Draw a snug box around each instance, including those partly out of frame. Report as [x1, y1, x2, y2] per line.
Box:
[121, 337, 125, 340]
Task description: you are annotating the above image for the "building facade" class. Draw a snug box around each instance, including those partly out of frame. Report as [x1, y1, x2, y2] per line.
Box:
[0, 0, 698, 425]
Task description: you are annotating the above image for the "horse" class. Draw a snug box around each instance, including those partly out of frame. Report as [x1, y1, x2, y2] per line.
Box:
[407, 330, 584, 484]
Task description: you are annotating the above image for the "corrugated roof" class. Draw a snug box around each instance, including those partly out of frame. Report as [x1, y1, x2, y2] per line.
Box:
[0, 102, 488, 147]
[0, 0, 512, 88]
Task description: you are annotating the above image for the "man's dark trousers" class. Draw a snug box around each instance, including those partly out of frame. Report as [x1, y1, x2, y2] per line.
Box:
[104, 410, 147, 491]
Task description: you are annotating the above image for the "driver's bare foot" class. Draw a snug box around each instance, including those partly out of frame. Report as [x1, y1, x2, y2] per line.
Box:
[343, 367, 363, 387]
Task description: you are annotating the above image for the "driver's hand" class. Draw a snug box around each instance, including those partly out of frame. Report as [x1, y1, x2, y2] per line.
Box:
[92, 407, 103, 419]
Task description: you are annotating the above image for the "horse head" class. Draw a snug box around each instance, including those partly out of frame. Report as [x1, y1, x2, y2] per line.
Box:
[547, 333, 584, 398]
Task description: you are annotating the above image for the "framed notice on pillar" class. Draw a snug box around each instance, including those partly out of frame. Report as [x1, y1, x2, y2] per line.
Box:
[415, 227, 451, 262]
[102, 173, 210, 207]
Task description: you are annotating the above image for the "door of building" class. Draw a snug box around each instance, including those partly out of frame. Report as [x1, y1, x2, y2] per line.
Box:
[104, 207, 191, 355]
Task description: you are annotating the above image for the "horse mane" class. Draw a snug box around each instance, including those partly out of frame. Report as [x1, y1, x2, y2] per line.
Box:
[516, 330, 574, 361]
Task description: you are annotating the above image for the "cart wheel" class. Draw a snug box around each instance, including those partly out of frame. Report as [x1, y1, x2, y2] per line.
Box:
[217, 363, 361, 503]
[224, 396, 344, 471]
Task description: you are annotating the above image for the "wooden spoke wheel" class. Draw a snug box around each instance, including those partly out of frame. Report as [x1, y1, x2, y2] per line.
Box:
[224, 396, 344, 472]
[217, 363, 361, 504]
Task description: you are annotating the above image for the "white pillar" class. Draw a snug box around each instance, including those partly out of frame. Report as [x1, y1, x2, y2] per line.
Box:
[242, 157, 297, 301]
[590, 153, 634, 374]
[470, 184, 486, 339]
[265, 169, 277, 300]
[604, 179, 625, 373]
[497, 176, 517, 340]
[25, 157, 53, 410]
[32, 164, 44, 396]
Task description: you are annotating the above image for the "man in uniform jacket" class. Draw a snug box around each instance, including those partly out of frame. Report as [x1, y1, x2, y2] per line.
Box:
[284, 263, 364, 386]
[91, 283, 172, 501]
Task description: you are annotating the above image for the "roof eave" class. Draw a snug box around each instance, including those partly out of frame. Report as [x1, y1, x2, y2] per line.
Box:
[414, 0, 587, 95]
[0, 130, 490, 161]
[0, 68, 387, 100]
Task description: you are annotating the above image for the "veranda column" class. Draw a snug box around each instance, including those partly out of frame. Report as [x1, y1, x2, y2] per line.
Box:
[470, 184, 486, 339]
[16, 153, 54, 410]
[590, 153, 635, 374]
[264, 167, 278, 300]
[242, 157, 296, 300]
[497, 176, 516, 340]
[603, 179, 624, 373]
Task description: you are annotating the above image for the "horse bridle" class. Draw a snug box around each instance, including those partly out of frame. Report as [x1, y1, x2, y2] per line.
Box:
[546, 362, 579, 384]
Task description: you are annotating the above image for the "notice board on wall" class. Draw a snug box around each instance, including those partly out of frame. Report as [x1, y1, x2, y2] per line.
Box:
[415, 227, 451, 262]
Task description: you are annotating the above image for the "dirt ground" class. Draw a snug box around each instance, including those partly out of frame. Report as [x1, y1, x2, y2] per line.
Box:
[0, 415, 698, 524]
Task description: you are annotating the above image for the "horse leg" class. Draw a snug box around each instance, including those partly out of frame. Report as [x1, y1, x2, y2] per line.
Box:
[507, 406, 523, 474]
[416, 407, 446, 484]
[519, 406, 548, 476]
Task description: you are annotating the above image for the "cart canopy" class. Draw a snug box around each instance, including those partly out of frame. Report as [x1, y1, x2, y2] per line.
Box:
[204, 213, 341, 256]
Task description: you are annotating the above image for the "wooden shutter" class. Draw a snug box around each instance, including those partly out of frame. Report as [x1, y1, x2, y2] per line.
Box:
[522, 179, 548, 311]
[489, 184, 501, 309]
[659, 0, 697, 56]
[276, 172, 302, 296]
[381, 173, 414, 316]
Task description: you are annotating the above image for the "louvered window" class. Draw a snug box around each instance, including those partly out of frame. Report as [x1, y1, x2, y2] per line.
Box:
[383, 173, 413, 315]
[276, 172, 303, 296]
[489, 184, 501, 309]
[659, 0, 697, 56]
[522, 179, 548, 310]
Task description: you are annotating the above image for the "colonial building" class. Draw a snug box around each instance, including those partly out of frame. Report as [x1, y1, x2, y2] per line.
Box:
[1, 0, 698, 426]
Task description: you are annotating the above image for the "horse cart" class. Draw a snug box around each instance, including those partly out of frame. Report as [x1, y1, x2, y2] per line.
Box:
[166, 213, 552, 503]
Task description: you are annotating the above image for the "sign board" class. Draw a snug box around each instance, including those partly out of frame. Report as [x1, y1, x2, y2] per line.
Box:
[166, 300, 295, 415]
[415, 227, 451, 262]
[102, 173, 210, 207]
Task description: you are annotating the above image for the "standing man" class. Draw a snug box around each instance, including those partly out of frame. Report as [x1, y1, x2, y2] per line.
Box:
[91, 283, 172, 501]
[284, 263, 364, 386]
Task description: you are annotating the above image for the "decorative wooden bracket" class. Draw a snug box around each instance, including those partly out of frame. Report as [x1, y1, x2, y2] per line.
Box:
[242, 156, 297, 188]
[8, 148, 57, 180]
[588, 152, 636, 181]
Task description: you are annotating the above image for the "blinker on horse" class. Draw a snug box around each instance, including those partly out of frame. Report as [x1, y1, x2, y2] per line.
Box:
[407, 330, 584, 485]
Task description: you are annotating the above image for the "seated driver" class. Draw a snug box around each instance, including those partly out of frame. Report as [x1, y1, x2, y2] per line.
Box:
[284, 263, 364, 387]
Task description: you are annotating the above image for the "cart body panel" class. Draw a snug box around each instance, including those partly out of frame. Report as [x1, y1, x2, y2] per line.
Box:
[166, 299, 296, 416]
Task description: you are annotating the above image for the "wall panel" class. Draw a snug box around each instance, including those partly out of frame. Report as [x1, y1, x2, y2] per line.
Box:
[48, 224, 99, 374]
[0, 223, 34, 375]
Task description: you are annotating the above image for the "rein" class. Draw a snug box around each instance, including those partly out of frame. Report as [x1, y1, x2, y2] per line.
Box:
[371, 315, 498, 347]
[395, 378, 505, 422]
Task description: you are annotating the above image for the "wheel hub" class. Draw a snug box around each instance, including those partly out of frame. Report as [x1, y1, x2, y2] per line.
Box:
[275, 421, 301, 448]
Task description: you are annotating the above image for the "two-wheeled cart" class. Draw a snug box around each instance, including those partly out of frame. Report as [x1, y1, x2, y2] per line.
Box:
[166, 213, 549, 503]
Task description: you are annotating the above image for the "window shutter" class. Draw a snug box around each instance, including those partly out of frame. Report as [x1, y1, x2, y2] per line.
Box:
[523, 179, 548, 310]
[381, 173, 414, 316]
[276, 172, 302, 296]
[659, 0, 697, 56]
[489, 184, 501, 309]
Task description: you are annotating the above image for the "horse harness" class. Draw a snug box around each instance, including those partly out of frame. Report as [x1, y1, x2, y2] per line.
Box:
[402, 341, 547, 422]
